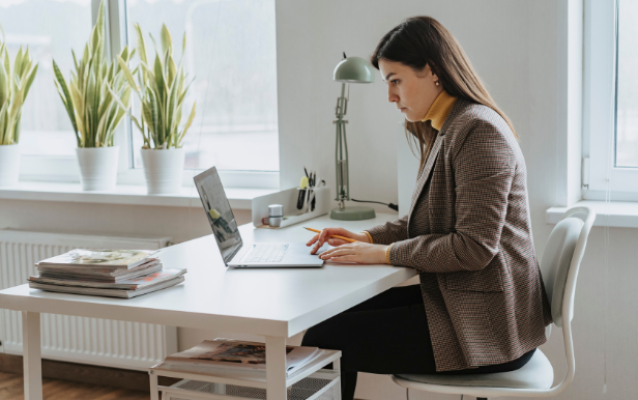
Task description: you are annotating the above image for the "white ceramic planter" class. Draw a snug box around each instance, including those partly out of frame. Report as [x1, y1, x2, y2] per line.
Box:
[76, 147, 119, 191]
[141, 148, 185, 195]
[0, 144, 20, 187]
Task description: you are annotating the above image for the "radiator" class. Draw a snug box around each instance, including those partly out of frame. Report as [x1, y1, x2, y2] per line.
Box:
[0, 229, 177, 371]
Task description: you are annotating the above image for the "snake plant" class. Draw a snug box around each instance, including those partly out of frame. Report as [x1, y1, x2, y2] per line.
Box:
[52, 0, 134, 148]
[112, 23, 196, 149]
[0, 26, 38, 145]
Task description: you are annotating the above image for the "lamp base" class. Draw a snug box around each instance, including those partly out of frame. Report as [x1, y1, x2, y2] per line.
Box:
[330, 206, 376, 221]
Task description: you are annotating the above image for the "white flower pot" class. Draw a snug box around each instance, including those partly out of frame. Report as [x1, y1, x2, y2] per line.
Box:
[76, 147, 119, 192]
[141, 148, 185, 195]
[0, 144, 20, 187]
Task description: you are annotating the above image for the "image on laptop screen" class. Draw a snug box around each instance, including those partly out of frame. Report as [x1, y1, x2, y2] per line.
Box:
[194, 167, 243, 264]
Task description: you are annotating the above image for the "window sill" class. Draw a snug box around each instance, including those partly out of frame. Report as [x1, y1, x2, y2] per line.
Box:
[0, 181, 278, 210]
[546, 200, 638, 228]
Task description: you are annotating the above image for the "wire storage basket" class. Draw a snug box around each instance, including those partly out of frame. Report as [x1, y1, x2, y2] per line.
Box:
[160, 373, 340, 400]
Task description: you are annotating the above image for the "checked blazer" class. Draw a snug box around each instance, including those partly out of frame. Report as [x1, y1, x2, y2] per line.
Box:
[367, 98, 553, 372]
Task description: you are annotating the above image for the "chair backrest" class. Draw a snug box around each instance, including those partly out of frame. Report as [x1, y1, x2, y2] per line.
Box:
[537, 206, 595, 395]
[541, 206, 594, 328]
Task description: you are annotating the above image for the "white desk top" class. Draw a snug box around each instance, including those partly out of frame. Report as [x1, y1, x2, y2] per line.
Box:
[0, 213, 416, 338]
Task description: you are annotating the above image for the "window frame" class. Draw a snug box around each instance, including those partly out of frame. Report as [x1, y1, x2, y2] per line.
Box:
[18, 0, 280, 190]
[583, 0, 638, 200]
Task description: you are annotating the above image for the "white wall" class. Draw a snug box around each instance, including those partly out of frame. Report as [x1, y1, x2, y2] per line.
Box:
[1, 1, 636, 399]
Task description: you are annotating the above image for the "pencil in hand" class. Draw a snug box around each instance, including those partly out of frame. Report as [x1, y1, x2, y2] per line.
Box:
[304, 227, 357, 243]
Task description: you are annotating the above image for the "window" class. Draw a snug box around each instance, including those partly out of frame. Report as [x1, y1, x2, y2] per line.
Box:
[585, 0, 638, 199]
[126, 0, 279, 172]
[0, 0, 92, 156]
[2, 0, 279, 187]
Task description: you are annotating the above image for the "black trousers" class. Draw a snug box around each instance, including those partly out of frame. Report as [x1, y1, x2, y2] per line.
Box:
[301, 285, 535, 400]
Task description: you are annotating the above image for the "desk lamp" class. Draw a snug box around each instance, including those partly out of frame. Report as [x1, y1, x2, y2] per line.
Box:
[330, 53, 376, 221]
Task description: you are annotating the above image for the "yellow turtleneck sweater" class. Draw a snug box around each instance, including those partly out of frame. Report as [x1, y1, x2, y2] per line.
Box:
[363, 90, 457, 265]
[422, 90, 457, 131]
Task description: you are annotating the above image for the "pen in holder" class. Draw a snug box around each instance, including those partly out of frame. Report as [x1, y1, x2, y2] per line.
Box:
[297, 176, 309, 210]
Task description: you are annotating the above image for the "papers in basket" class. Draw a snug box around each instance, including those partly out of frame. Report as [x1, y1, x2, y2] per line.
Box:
[157, 339, 323, 377]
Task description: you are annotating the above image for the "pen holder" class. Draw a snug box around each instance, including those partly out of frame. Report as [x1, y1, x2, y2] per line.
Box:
[253, 186, 331, 229]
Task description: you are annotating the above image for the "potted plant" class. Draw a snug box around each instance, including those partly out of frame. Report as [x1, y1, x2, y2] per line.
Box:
[0, 28, 38, 187]
[113, 23, 196, 195]
[52, 0, 133, 191]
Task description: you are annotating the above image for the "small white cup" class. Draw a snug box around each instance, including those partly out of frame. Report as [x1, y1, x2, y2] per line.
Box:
[268, 204, 284, 227]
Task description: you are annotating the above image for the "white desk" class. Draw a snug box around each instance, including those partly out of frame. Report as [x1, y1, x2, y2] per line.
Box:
[0, 213, 416, 400]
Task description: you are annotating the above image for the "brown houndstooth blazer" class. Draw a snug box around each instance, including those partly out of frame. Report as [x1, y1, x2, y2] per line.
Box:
[367, 98, 553, 372]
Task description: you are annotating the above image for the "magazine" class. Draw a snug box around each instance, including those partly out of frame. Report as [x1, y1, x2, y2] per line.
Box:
[29, 268, 186, 290]
[28, 276, 185, 299]
[36, 249, 159, 270]
[158, 339, 322, 376]
[36, 260, 163, 282]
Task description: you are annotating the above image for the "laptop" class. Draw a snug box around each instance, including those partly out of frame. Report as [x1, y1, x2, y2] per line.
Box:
[194, 167, 325, 268]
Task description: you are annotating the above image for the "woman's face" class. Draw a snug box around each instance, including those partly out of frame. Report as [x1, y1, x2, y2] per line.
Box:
[378, 59, 443, 122]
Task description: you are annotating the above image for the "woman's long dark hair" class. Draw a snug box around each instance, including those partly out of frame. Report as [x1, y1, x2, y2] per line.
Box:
[371, 16, 517, 170]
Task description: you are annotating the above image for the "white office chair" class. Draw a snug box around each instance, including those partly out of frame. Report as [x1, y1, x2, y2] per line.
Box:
[392, 205, 595, 399]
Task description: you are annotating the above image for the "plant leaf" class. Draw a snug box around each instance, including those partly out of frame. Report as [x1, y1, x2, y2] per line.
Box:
[22, 64, 38, 99]
[178, 101, 196, 146]
[52, 59, 78, 135]
[117, 55, 138, 92]
[0, 63, 7, 108]
[160, 24, 172, 57]
[134, 24, 148, 65]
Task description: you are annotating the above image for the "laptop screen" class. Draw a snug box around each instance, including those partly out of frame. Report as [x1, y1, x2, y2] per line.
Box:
[193, 167, 243, 265]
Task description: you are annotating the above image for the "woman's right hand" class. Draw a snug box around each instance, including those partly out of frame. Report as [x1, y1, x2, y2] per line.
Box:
[307, 227, 371, 255]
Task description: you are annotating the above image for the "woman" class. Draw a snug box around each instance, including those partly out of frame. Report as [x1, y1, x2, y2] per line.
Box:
[304, 16, 552, 400]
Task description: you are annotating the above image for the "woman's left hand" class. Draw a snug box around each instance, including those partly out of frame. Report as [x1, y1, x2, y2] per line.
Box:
[319, 242, 389, 264]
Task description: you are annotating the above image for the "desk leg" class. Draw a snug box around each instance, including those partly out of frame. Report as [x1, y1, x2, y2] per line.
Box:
[265, 336, 287, 400]
[149, 371, 159, 400]
[22, 311, 42, 400]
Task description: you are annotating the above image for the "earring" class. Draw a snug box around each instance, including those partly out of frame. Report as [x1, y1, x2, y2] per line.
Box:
[435, 81, 440, 86]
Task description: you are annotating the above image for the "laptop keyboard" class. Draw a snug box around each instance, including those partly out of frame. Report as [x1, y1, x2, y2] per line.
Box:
[242, 244, 289, 263]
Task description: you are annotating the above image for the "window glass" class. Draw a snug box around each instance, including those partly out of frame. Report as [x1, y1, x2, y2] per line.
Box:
[0, 0, 92, 156]
[616, 0, 638, 167]
[126, 0, 279, 171]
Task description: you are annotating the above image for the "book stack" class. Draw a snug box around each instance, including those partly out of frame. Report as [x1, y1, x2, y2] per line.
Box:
[28, 249, 186, 299]
[155, 339, 323, 377]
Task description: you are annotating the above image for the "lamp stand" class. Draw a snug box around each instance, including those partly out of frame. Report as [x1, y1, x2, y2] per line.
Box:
[330, 82, 375, 221]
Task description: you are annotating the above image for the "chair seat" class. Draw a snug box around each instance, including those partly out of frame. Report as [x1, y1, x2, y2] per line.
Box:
[393, 349, 554, 396]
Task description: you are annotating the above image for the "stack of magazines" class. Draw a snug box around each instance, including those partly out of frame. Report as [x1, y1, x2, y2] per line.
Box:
[155, 339, 323, 377]
[28, 249, 186, 299]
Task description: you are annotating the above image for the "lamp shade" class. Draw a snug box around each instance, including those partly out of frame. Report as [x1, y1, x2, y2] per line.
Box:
[333, 56, 375, 83]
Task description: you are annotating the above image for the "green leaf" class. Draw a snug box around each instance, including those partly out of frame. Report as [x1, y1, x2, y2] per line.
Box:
[52, 59, 78, 135]
[22, 64, 38, 99]
[13, 109, 22, 143]
[160, 24, 172, 57]
[117, 56, 139, 92]
[9, 86, 23, 125]
[178, 101, 196, 146]
[0, 63, 7, 107]
[153, 54, 166, 103]
[107, 84, 143, 133]
[167, 57, 176, 87]
[21, 47, 31, 77]
[3, 47, 10, 80]
[182, 32, 186, 57]
[0, 101, 8, 145]
[13, 47, 23, 78]
[134, 24, 148, 65]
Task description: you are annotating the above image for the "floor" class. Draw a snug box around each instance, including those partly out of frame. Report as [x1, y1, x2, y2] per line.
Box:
[0, 372, 150, 400]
